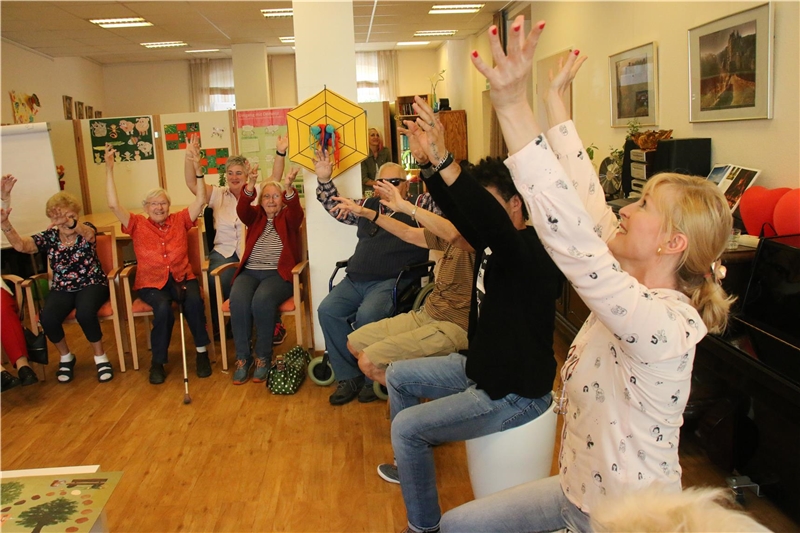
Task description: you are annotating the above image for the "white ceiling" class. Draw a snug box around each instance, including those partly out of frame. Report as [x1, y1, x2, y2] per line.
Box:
[1, 1, 515, 64]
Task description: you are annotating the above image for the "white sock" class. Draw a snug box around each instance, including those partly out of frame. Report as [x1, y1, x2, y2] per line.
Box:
[197, 346, 207, 354]
[60, 353, 75, 363]
[94, 354, 112, 381]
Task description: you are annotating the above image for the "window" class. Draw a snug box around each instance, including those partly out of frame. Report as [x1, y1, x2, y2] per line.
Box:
[209, 59, 235, 111]
[356, 52, 380, 102]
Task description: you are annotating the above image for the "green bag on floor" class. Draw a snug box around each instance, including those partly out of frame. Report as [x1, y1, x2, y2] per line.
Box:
[267, 346, 309, 395]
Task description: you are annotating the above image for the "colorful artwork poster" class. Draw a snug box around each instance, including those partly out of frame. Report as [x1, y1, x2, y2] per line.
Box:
[0, 472, 122, 533]
[164, 122, 201, 150]
[89, 116, 154, 164]
[200, 148, 229, 175]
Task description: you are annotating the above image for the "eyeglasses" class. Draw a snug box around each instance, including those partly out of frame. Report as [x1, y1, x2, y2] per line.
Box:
[377, 178, 403, 186]
[147, 201, 169, 208]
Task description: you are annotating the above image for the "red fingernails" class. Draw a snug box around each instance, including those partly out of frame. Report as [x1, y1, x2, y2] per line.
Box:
[538, 22, 546, 30]
[472, 50, 479, 58]
[491, 26, 497, 35]
[574, 49, 580, 56]
[512, 24, 521, 32]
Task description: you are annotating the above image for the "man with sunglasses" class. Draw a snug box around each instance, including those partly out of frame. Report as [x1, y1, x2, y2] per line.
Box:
[315, 150, 440, 405]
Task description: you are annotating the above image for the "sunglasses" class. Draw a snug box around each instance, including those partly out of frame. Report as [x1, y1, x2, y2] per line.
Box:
[377, 178, 403, 186]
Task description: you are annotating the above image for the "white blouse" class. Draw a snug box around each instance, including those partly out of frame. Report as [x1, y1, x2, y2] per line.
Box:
[505, 121, 706, 514]
[207, 184, 260, 259]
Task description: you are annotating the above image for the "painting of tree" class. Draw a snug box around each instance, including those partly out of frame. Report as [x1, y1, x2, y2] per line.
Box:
[1, 481, 24, 504]
[16, 497, 78, 533]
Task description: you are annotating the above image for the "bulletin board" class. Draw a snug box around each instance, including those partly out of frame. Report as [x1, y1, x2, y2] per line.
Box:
[87, 116, 155, 164]
[235, 107, 305, 198]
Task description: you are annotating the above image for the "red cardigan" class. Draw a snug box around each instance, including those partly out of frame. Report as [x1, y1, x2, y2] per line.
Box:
[233, 186, 304, 283]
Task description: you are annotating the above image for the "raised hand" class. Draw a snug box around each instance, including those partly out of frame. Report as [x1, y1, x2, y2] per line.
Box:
[1, 207, 10, 224]
[373, 180, 410, 214]
[284, 166, 300, 189]
[331, 196, 364, 220]
[276, 135, 289, 155]
[312, 149, 333, 182]
[397, 124, 429, 166]
[185, 133, 202, 166]
[104, 144, 116, 168]
[409, 96, 448, 165]
[547, 51, 586, 101]
[48, 206, 76, 230]
[1, 174, 17, 201]
[247, 162, 260, 186]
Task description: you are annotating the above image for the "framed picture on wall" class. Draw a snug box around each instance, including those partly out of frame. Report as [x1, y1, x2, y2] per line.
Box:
[609, 42, 658, 127]
[63, 95, 73, 120]
[688, 3, 774, 122]
[85, 105, 94, 119]
[75, 101, 84, 120]
[95, 110, 102, 118]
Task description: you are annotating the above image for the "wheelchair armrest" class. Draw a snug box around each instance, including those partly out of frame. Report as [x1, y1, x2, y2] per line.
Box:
[401, 260, 436, 273]
[329, 259, 349, 292]
[335, 260, 349, 268]
[209, 262, 240, 278]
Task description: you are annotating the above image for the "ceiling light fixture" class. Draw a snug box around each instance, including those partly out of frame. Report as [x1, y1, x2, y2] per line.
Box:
[398, 41, 430, 46]
[185, 49, 220, 53]
[261, 8, 293, 18]
[279, 36, 295, 43]
[429, 4, 484, 15]
[90, 17, 153, 28]
[141, 41, 188, 49]
[414, 30, 458, 37]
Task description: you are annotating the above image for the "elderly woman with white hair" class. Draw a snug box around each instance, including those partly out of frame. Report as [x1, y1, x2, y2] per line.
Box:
[105, 144, 211, 385]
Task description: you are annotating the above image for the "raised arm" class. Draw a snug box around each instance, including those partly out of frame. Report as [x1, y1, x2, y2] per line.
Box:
[104, 144, 131, 228]
[237, 160, 261, 226]
[314, 149, 360, 226]
[187, 152, 207, 222]
[332, 195, 427, 248]
[0, 207, 38, 254]
[270, 135, 289, 181]
[184, 133, 213, 199]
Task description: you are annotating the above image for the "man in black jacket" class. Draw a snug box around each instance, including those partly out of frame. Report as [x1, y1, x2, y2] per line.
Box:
[379, 106, 562, 533]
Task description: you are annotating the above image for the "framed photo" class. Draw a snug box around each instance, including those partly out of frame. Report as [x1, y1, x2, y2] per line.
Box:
[63, 95, 73, 120]
[609, 42, 658, 127]
[718, 165, 761, 211]
[688, 3, 774, 122]
[85, 105, 94, 119]
[75, 101, 84, 120]
[706, 164, 732, 185]
[95, 110, 102, 118]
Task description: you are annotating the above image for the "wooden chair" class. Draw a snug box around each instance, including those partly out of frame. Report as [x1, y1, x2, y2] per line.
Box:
[19, 225, 126, 374]
[119, 226, 216, 371]
[211, 221, 312, 370]
[2, 274, 48, 380]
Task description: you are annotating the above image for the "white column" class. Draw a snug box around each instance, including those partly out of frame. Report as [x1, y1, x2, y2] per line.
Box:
[232, 43, 271, 109]
[293, 0, 361, 351]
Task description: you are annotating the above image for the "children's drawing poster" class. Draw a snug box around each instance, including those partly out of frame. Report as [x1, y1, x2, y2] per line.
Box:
[0, 472, 122, 532]
[164, 122, 200, 150]
[89, 116, 154, 164]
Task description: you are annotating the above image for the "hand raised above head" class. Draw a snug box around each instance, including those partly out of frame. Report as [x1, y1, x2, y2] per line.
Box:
[185, 133, 202, 162]
[1, 174, 17, 201]
[470, 14, 546, 112]
[373, 180, 407, 214]
[397, 124, 429, 166]
[276, 135, 289, 154]
[104, 144, 116, 168]
[312, 149, 333, 182]
[247, 162, 260, 185]
[407, 96, 447, 165]
[546, 50, 587, 100]
[284, 166, 300, 189]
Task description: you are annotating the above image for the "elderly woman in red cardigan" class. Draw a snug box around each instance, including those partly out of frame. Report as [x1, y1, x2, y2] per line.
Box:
[229, 165, 304, 385]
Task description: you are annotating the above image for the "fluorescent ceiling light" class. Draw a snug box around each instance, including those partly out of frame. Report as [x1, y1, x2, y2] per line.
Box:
[141, 41, 187, 49]
[429, 4, 484, 14]
[398, 41, 430, 46]
[261, 8, 293, 18]
[185, 49, 220, 53]
[414, 30, 458, 37]
[279, 36, 295, 43]
[90, 17, 153, 28]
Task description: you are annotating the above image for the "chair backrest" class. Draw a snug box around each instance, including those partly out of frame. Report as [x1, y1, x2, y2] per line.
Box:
[93, 225, 118, 275]
[203, 205, 215, 256]
[187, 226, 204, 279]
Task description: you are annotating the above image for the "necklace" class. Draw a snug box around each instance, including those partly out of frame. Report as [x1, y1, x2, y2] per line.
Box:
[60, 232, 78, 246]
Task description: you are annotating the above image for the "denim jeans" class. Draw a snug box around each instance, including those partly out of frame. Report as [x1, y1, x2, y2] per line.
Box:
[229, 269, 292, 362]
[138, 276, 210, 365]
[440, 475, 592, 533]
[387, 353, 552, 532]
[208, 250, 239, 328]
[317, 275, 400, 382]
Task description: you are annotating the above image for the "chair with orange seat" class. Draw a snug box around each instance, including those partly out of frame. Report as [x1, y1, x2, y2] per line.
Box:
[20, 225, 126, 373]
[119, 226, 216, 371]
[211, 221, 312, 370]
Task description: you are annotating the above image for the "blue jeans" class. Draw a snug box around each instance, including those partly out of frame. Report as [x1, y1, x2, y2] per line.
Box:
[229, 269, 292, 362]
[208, 250, 239, 328]
[317, 276, 400, 382]
[138, 276, 210, 365]
[440, 475, 592, 533]
[387, 353, 552, 532]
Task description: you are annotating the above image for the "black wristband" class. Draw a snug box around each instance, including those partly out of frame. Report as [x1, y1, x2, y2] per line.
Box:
[418, 160, 433, 169]
[276, 150, 287, 157]
[371, 209, 380, 223]
[67, 218, 78, 230]
[196, 174, 205, 179]
[432, 151, 454, 173]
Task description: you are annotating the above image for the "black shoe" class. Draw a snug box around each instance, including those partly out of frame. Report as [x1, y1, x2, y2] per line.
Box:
[358, 383, 379, 403]
[1, 370, 21, 392]
[329, 376, 364, 406]
[149, 363, 166, 385]
[273, 322, 287, 345]
[196, 352, 212, 378]
[18, 366, 39, 386]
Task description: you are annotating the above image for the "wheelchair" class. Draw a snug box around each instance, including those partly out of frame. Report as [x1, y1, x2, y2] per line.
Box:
[307, 259, 436, 399]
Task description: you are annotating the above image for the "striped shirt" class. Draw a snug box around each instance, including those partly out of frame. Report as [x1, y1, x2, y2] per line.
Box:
[244, 219, 283, 270]
[422, 230, 475, 332]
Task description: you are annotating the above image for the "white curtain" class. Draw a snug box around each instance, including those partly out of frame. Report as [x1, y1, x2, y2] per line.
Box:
[377, 50, 398, 103]
[189, 58, 210, 112]
[356, 52, 379, 102]
[189, 58, 235, 112]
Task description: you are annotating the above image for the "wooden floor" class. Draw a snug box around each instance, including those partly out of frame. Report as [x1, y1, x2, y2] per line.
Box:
[2, 317, 796, 532]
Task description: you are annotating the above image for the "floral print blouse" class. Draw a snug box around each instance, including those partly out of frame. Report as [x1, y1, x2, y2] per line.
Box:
[32, 224, 107, 292]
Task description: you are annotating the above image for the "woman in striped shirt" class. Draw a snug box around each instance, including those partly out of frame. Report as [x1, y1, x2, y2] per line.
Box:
[229, 165, 304, 385]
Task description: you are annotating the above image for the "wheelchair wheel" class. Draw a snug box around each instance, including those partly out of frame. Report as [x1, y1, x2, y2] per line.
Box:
[308, 355, 335, 386]
[412, 282, 436, 311]
[373, 381, 389, 401]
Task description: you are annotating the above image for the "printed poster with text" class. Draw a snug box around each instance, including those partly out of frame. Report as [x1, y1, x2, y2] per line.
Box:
[236, 108, 303, 198]
[89, 116, 154, 164]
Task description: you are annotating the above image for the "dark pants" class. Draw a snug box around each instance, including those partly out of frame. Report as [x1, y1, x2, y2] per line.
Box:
[40, 284, 109, 344]
[138, 276, 210, 365]
[229, 269, 292, 362]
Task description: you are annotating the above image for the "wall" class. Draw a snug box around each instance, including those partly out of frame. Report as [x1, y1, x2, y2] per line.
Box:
[1, 41, 106, 125]
[396, 49, 439, 97]
[527, 1, 800, 190]
[102, 61, 191, 117]
[269, 55, 298, 108]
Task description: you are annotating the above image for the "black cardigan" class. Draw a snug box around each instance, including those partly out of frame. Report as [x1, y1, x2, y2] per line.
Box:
[424, 166, 562, 400]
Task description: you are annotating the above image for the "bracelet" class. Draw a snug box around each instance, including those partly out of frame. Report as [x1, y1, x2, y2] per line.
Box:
[411, 205, 418, 221]
[67, 218, 78, 230]
[418, 160, 433, 169]
[371, 209, 380, 223]
[276, 150, 287, 157]
[432, 151, 453, 173]
[243, 186, 256, 197]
